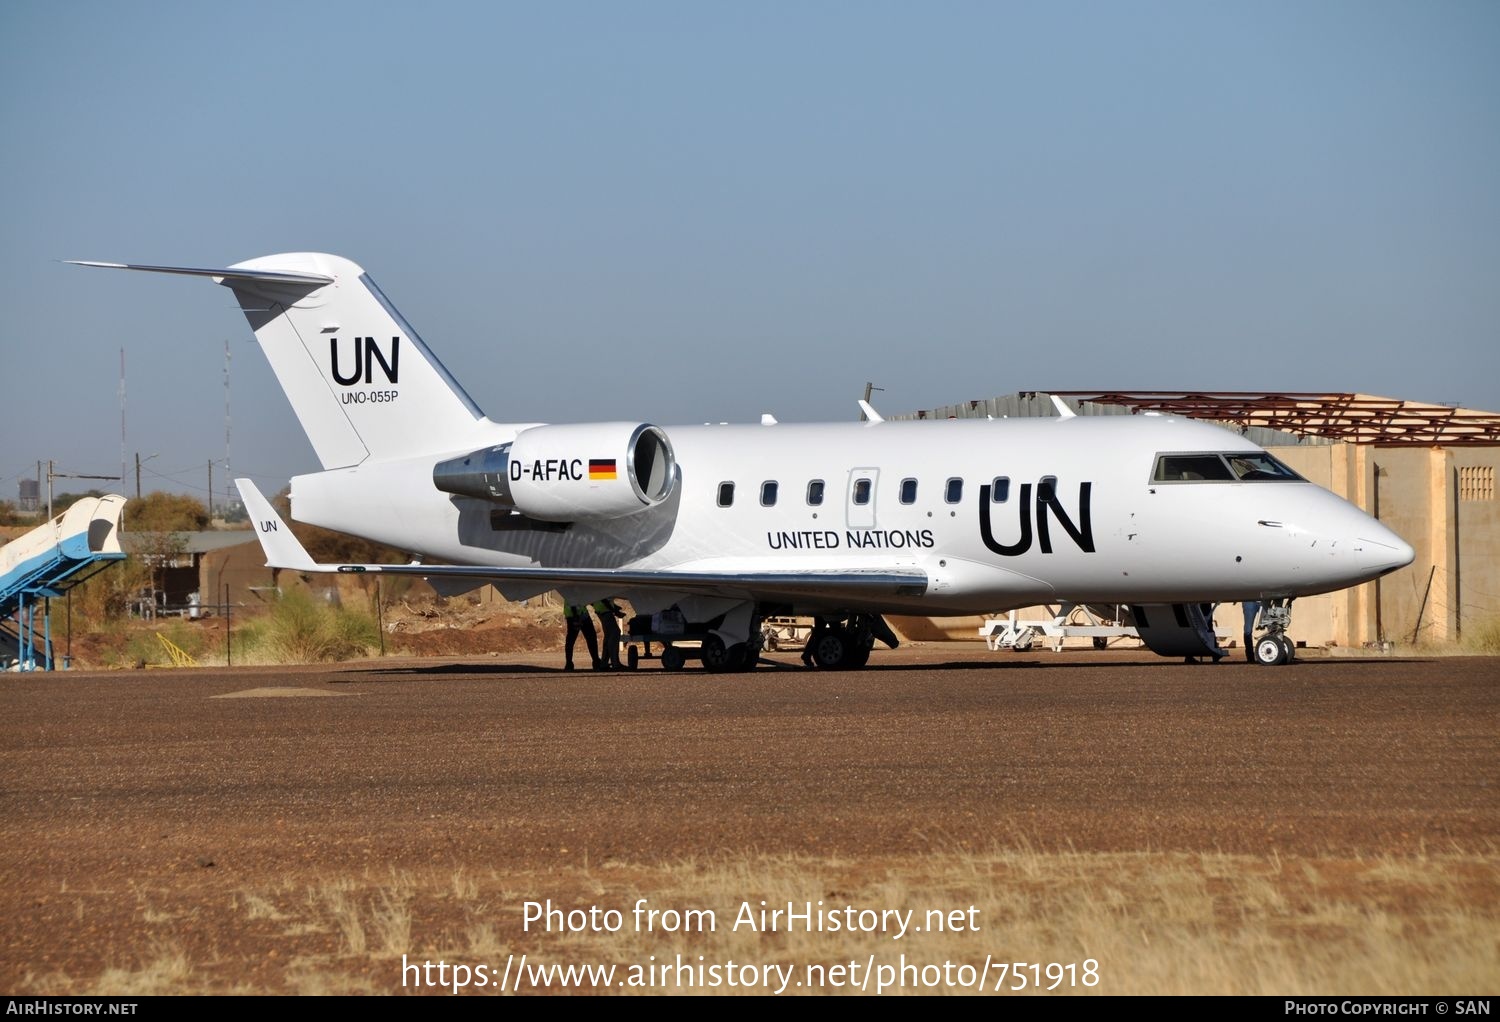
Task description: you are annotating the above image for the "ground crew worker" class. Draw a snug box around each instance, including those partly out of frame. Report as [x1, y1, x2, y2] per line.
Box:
[1185, 602, 1228, 663]
[1242, 600, 1262, 663]
[593, 598, 625, 669]
[564, 603, 601, 671]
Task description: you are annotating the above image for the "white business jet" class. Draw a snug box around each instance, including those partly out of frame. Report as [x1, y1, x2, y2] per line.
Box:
[72, 254, 1414, 669]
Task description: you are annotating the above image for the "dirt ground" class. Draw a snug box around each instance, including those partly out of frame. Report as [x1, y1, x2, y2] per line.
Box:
[377, 597, 565, 656]
[2, 647, 1496, 994]
[55, 592, 571, 668]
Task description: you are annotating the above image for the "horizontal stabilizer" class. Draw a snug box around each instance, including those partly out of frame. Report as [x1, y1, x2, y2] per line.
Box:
[236, 479, 317, 572]
[66, 260, 334, 286]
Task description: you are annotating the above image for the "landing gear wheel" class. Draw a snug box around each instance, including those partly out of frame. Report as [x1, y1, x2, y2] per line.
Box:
[811, 628, 853, 670]
[1255, 635, 1289, 666]
[701, 634, 747, 673]
[661, 645, 685, 672]
[737, 641, 761, 672]
[626, 645, 639, 671]
[842, 624, 874, 669]
[846, 642, 872, 669]
[1277, 634, 1296, 662]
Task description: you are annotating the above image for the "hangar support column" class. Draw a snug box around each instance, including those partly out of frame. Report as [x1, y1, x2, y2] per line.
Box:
[1329, 443, 1380, 648]
[1426, 448, 1458, 644]
[1351, 445, 1377, 647]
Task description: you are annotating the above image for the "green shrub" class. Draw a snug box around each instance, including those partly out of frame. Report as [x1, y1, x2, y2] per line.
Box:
[258, 589, 378, 664]
[125, 632, 161, 669]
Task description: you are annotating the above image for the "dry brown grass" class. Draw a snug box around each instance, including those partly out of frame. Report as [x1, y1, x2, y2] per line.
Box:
[93, 946, 192, 996]
[19, 847, 1498, 995]
[1401, 615, 1500, 657]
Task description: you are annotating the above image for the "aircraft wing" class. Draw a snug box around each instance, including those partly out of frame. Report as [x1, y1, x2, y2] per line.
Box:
[235, 480, 928, 603]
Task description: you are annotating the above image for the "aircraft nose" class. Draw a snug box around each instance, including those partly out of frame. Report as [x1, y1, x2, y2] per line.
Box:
[1353, 527, 1415, 577]
[1307, 501, 1416, 585]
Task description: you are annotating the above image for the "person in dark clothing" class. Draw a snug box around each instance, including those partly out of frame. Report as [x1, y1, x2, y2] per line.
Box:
[593, 598, 625, 669]
[564, 603, 601, 671]
[1242, 600, 1262, 663]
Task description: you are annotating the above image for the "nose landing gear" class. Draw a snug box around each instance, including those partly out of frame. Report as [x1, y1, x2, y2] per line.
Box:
[1252, 598, 1297, 666]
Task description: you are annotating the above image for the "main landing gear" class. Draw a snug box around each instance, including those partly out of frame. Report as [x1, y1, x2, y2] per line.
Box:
[624, 606, 898, 672]
[1252, 598, 1297, 666]
[801, 613, 900, 670]
[700, 630, 763, 674]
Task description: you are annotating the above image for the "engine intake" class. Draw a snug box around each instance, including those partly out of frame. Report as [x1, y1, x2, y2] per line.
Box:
[433, 422, 677, 522]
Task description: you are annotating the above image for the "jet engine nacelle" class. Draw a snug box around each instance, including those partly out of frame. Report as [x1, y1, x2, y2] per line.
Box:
[432, 422, 677, 522]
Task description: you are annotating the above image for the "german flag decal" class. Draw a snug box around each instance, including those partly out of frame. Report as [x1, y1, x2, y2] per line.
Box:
[589, 458, 617, 480]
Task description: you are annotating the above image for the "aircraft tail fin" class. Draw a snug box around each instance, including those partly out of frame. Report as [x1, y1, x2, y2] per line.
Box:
[71, 255, 494, 469]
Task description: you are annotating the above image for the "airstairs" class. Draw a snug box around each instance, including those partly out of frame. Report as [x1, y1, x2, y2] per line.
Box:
[1, 495, 127, 670]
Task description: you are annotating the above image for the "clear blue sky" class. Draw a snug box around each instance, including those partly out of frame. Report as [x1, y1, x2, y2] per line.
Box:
[3, 1, 1497, 503]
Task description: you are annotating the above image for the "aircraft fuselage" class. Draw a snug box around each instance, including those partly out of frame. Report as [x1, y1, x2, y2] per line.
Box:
[289, 414, 1411, 616]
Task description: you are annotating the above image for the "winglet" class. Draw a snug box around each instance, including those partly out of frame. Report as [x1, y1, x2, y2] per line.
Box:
[235, 479, 320, 572]
[1050, 394, 1077, 419]
[857, 400, 884, 424]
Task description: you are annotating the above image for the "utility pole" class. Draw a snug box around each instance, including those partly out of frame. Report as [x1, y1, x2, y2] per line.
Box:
[860, 382, 885, 422]
[134, 452, 158, 501]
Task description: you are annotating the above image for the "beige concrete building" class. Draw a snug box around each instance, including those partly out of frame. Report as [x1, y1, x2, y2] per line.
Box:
[893, 393, 1500, 650]
[1271, 440, 1497, 647]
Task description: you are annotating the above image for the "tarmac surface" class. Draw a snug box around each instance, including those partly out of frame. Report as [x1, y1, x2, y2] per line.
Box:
[2, 646, 1497, 988]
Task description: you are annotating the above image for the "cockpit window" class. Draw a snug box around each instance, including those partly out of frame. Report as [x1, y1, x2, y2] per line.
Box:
[1224, 452, 1301, 481]
[1153, 455, 1235, 482]
[1152, 452, 1303, 483]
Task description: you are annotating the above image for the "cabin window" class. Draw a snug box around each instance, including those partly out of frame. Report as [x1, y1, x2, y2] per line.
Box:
[945, 478, 963, 504]
[991, 477, 1010, 502]
[807, 479, 825, 505]
[899, 478, 918, 504]
[760, 481, 778, 507]
[853, 478, 872, 505]
[717, 482, 735, 507]
[1038, 475, 1057, 500]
